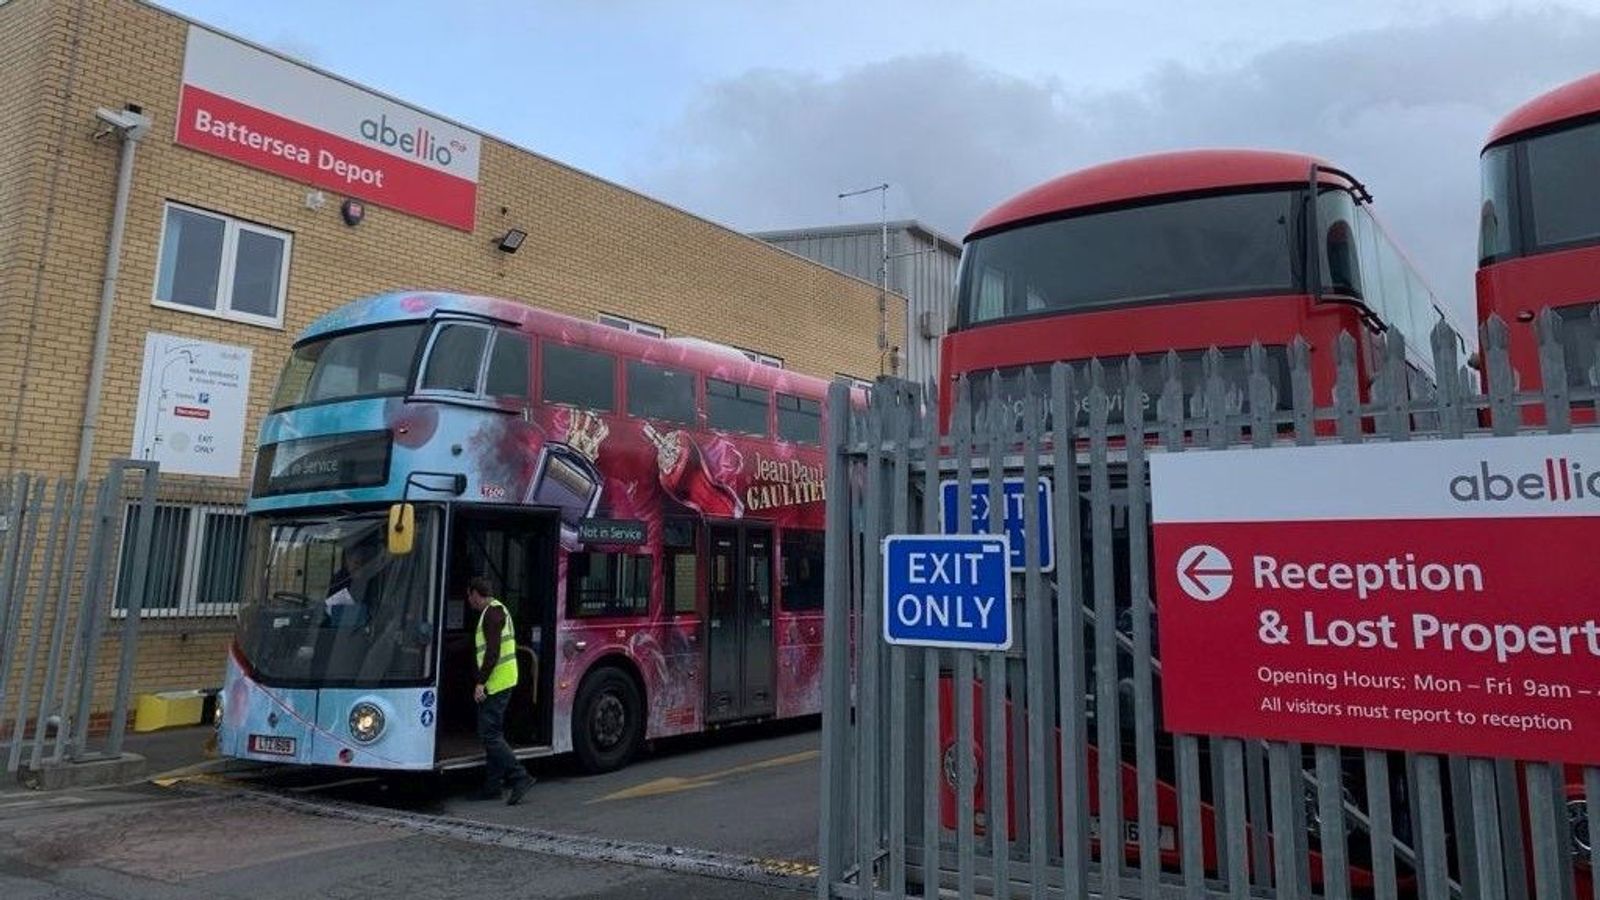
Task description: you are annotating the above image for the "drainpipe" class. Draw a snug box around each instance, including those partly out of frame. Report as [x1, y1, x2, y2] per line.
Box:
[75, 104, 150, 485]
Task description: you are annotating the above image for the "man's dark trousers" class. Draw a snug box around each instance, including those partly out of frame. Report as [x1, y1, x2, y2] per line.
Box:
[477, 689, 530, 793]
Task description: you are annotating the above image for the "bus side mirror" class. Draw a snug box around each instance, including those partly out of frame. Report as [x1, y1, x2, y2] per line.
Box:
[387, 503, 415, 556]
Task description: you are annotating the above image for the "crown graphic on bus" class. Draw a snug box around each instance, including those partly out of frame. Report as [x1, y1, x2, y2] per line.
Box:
[1448, 459, 1600, 502]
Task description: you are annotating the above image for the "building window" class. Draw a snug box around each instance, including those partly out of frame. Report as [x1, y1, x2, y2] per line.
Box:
[567, 551, 651, 618]
[707, 378, 769, 436]
[740, 349, 784, 368]
[598, 313, 666, 339]
[114, 503, 247, 617]
[837, 374, 875, 392]
[154, 202, 291, 328]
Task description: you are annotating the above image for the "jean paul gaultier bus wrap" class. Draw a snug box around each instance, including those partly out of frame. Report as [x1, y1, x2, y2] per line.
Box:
[218, 290, 849, 773]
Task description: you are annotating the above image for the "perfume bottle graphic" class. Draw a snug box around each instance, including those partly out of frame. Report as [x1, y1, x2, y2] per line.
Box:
[526, 410, 609, 547]
[641, 423, 744, 518]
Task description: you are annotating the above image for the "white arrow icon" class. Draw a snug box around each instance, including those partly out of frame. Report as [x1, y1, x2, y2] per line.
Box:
[1177, 545, 1233, 602]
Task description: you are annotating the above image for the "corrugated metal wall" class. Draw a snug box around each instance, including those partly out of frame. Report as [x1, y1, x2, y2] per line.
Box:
[757, 223, 960, 386]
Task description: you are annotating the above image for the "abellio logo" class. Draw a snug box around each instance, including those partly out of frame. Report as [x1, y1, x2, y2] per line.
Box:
[358, 114, 462, 167]
[1448, 459, 1600, 502]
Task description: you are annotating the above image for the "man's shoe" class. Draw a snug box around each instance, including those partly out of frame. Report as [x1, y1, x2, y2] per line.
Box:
[506, 776, 535, 806]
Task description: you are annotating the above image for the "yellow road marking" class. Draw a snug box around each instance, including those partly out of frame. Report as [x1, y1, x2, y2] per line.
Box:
[148, 759, 241, 786]
[755, 857, 820, 877]
[592, 748, 819, 803]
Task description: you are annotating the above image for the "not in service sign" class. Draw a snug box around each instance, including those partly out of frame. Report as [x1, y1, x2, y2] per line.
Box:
[1151, 433, 1600, 764]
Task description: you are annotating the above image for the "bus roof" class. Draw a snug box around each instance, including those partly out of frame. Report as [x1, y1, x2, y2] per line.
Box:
[1485, 71, 1600, 148]
[298, 290, 836, 396]
[966, 149, 1349, 240]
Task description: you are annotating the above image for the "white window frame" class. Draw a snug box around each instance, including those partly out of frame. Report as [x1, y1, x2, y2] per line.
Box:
[741, 348, 784, 369]
[152, 201, 291, 329]
[837, 374, 874, 392]
[111, 503, 247, 619]
[598, 313, 666, 339]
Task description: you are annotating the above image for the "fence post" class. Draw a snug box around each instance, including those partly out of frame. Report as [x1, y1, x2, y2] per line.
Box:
[0, 477, 45, 771]
[7, 479, 69, 774]
[1482, 316, 1533, 900]
[106, 463, 159, 756]
[31, 480, 88, 772]
[1527, 309, 1578, 900]
[819, 380, 854, 900]
[918, 385, 944, 900]
[67, 469, 122, 760]
[980, 373, 1011, 900]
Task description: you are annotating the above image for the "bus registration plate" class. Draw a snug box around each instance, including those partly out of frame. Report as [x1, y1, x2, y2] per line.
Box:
[248, 734, 297, 756]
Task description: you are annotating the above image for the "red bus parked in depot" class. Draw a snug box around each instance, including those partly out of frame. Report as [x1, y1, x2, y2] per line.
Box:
[1478, 70, 1600, 409]
[941, 148, 1470, 429]
[1479, 70, 1600, 894]
[933, 149, 1473, 891]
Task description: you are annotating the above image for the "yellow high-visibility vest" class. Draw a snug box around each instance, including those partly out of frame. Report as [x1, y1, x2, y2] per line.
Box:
[475, 598, 518, 696]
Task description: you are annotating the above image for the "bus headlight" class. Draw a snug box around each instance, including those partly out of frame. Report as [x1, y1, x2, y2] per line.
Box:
[349, 702, 385, 744]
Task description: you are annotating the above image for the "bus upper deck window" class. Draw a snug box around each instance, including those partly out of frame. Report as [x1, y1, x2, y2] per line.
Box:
[485, 331, 531, 398]
[421, 324, 489, 393]
[543, 344, 616, 411]
[1324, 220, 1361, 298]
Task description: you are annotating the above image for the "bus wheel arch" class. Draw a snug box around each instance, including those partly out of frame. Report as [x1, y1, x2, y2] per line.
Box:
[572, 658, 646, 774]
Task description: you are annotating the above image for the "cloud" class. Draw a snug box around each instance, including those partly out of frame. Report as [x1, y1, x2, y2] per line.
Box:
[633, 6, 1600, 326]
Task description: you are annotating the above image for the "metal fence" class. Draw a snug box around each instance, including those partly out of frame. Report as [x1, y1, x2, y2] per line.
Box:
[819, 310, 1600, 900]
[0, 460, 248, 777]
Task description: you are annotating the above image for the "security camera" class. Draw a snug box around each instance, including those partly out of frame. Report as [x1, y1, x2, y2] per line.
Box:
[93, 105, 150, 140]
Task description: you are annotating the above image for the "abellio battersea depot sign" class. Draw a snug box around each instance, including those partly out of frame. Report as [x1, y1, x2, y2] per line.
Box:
[1151, 433, 1600, 764]
[176, 27, 481, 231]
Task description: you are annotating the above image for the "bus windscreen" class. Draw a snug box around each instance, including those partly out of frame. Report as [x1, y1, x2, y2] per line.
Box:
[272, 323, 427, 411]
[237, 510, 437, 686]
[958, 189, 1302, 327]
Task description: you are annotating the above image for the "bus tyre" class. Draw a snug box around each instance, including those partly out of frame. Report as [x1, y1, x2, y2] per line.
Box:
[573, 666, 642, 774]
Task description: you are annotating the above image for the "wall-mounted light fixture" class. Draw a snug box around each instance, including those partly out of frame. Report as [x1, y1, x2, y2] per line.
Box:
[341, 199, 365, 227]
[494, 228, 526, 254]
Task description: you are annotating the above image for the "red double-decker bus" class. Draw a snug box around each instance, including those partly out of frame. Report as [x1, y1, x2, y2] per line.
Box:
[942, 148, 1468, 425]
[1478, 71, 1600, 891]
[934, 150, 1471, 890]
[1478, 71, 1600, 402]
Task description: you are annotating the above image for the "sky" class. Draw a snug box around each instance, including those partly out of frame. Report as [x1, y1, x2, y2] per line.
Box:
[156, 0, 1600, 328]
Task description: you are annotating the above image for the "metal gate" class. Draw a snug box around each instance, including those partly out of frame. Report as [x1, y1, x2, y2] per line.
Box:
[0, 459, 243, 780]
[819, 311, 1600, 899]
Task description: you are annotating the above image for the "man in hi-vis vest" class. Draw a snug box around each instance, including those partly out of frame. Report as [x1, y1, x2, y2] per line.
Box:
[468, 576, 535, 804]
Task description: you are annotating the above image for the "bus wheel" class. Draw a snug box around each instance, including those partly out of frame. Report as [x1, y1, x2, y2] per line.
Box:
[573, 666, 643, 774]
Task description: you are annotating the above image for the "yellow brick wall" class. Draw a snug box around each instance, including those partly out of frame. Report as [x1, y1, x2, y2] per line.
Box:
[0, 0, 905, 711]
[0, 0, 63, 469]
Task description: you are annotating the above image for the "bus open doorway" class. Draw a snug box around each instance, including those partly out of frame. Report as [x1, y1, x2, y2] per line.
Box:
[435, 506, 559, 767]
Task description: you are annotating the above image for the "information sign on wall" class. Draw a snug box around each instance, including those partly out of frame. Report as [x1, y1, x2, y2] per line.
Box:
[131, 332, 253, 478]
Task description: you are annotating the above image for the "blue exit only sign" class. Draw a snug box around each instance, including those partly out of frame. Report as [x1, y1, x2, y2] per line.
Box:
[939, 476, 1054, 573]
[882, 534, 1012, 651]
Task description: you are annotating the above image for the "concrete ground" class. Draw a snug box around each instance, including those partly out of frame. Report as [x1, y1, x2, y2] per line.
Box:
[0, 784, 804, 899]
[3, 719, 825, 899]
